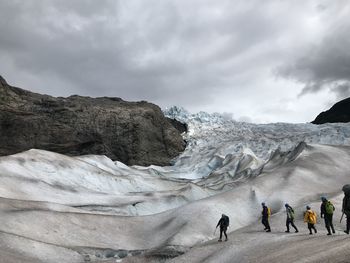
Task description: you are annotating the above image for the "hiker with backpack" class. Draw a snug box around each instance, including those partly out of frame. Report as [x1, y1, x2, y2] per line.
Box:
[261, 202, 271, 232]
[304, 205, 317, 235]
[285, 203, 298, 233]
[320, 196, 335, 235]
[342, 184, 350, 234]
[216, 214, 230, 242]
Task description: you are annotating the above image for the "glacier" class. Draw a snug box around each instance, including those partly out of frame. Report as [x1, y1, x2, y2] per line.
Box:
[1, 107, 350, 262]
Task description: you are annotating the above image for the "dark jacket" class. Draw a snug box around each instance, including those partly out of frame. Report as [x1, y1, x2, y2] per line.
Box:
[343, 194, 350, 216]
[217, 215, 230, 229]
[321, 201, 335, 217]
[262, 206, 269, 218]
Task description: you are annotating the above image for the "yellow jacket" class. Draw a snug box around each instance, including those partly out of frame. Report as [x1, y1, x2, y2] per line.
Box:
[304, 210, 317, 224]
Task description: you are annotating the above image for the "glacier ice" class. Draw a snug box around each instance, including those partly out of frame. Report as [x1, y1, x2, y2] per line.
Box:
[163, 106, 350, 179]
[1, 107, 350, 262]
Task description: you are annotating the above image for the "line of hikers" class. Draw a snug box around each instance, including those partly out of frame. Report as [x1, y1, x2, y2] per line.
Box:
[215, 184, 350, 241]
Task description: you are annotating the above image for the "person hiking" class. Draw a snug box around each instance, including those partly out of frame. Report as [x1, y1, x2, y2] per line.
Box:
[320, 196, 335, 235]
[304, 205, 317, 235]
[216, 214, 229, 242]
[285, 203, 298, 233]
[261, 202, 271, 232]
[342, 184, 350, 234]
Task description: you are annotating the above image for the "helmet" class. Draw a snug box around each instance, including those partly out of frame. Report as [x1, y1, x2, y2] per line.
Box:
[306, 205, 311, 210]
[321, 196, 327, 202]
[261, 202, 265, 206]
[285, 203, 289, 207]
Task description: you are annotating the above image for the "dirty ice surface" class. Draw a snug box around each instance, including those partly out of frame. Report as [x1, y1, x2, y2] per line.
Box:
[1, 107, 350, 262]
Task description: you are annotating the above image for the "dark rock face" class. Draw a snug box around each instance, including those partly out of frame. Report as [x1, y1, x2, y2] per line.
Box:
[166, 118, 188, 134]
[312, 97, 350, 124]
[0, 76, 185, 166]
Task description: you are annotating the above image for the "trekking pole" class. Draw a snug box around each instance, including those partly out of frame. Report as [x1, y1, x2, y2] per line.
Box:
[340, 212, 344, 223]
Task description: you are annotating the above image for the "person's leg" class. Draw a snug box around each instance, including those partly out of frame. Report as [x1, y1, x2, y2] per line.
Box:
[308, 223, 312, 234]
[329, 214, 335, 233]
[263, 217, 270, 230]
[325, 215, 331, 235]
[224, 228, 228, 241]
[266, 218, 271, 231]
[286, 219, 290, 232]
[324, 214, 332, 235]
[291, 219, 298, 232]
[219, 228, 223, 241]
[262, 218, 267, 230]
[313, 224, 317, 233]
[346, 215, 350, 234]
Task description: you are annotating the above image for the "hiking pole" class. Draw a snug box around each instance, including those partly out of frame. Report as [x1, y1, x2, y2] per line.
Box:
[340, 212, 344, 223]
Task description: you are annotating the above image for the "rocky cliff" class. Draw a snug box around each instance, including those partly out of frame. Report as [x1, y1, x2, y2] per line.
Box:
[312, 97, 350, 124]
[0, 76, 185, 166]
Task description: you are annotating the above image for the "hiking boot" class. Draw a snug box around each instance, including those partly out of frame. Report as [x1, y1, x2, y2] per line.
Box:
[309, 232, 313, 235]
[344, 230, 349, 235]
[314, 229, 317, 234]
[295, 230, 299, 233]
[266, 229, 271, 232]
[225, 238, 228, 242]
[285, 230, 290, 233]
[327, 233, 332, 236]
[218, 239, 222, 242]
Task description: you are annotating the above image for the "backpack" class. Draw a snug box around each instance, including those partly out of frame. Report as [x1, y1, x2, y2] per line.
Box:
[224, 216, 230, 227]
[287, 207, 295, 219]
[309, 211, 317, 224]
[325, 201, 334, 214]
[267, 207, 271, 217]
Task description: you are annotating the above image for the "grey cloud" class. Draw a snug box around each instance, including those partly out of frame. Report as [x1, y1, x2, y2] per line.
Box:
[0, 0, 284, 105]
[0, 0, 349, 123]
[277, 2, 350, 100]
[331, 82, 350, 100]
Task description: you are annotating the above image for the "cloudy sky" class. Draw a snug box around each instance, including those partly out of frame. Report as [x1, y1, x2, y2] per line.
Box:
[0, 0, 349, 123]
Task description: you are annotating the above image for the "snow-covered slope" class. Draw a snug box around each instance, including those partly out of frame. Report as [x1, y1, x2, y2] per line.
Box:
[1, 107, 350, 262]
[167, 193, 350, 263]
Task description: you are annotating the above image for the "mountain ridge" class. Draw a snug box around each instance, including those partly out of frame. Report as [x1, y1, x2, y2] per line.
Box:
[0, 75, 185, 166]
[312, 97, 350, 124]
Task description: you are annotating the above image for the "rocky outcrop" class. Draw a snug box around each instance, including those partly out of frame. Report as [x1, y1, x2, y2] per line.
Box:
[0, 75, 185, 166]
[166, 118, 188, 134]
[312, 97, 350, 124]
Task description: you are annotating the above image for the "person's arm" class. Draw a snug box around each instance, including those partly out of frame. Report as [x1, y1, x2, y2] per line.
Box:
[216, 219, 222, 228]
[304, 211, 308, 222]
[320, 203, 324, 218]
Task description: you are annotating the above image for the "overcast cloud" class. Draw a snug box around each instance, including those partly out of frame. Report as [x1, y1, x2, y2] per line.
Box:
[0, 0, 349, 123]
